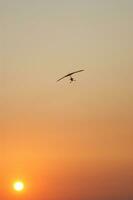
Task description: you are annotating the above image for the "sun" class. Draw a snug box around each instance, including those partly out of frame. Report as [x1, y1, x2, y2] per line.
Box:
[13, 181, 24, 192]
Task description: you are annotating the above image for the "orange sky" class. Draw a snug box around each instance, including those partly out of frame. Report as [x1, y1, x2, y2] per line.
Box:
[1, 0, 133, 199]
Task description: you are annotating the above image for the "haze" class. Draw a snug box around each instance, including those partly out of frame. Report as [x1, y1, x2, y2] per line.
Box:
[0, 0, 133, 200]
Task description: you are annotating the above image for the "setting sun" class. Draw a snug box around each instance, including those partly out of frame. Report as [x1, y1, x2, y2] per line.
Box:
[13, 181, 24, 192]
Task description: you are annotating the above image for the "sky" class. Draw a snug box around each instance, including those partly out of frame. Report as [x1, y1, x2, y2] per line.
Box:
[0, 0, 133, 199]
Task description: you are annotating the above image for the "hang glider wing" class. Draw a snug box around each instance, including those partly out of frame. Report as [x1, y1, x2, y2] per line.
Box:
[57, 69, 84, 82]
[57, 74, 70, 82]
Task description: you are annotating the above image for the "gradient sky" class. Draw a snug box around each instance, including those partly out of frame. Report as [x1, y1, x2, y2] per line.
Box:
[1, 0, 133, 200]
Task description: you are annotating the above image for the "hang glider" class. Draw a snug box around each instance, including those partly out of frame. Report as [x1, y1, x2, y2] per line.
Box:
[57, 70, 84, 83]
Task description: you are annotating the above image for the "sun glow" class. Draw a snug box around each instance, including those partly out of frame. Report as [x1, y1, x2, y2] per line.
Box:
[13, 181, 24, 192]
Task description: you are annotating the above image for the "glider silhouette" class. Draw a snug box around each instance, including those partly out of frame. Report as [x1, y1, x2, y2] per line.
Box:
[57, 70, 84, 83]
